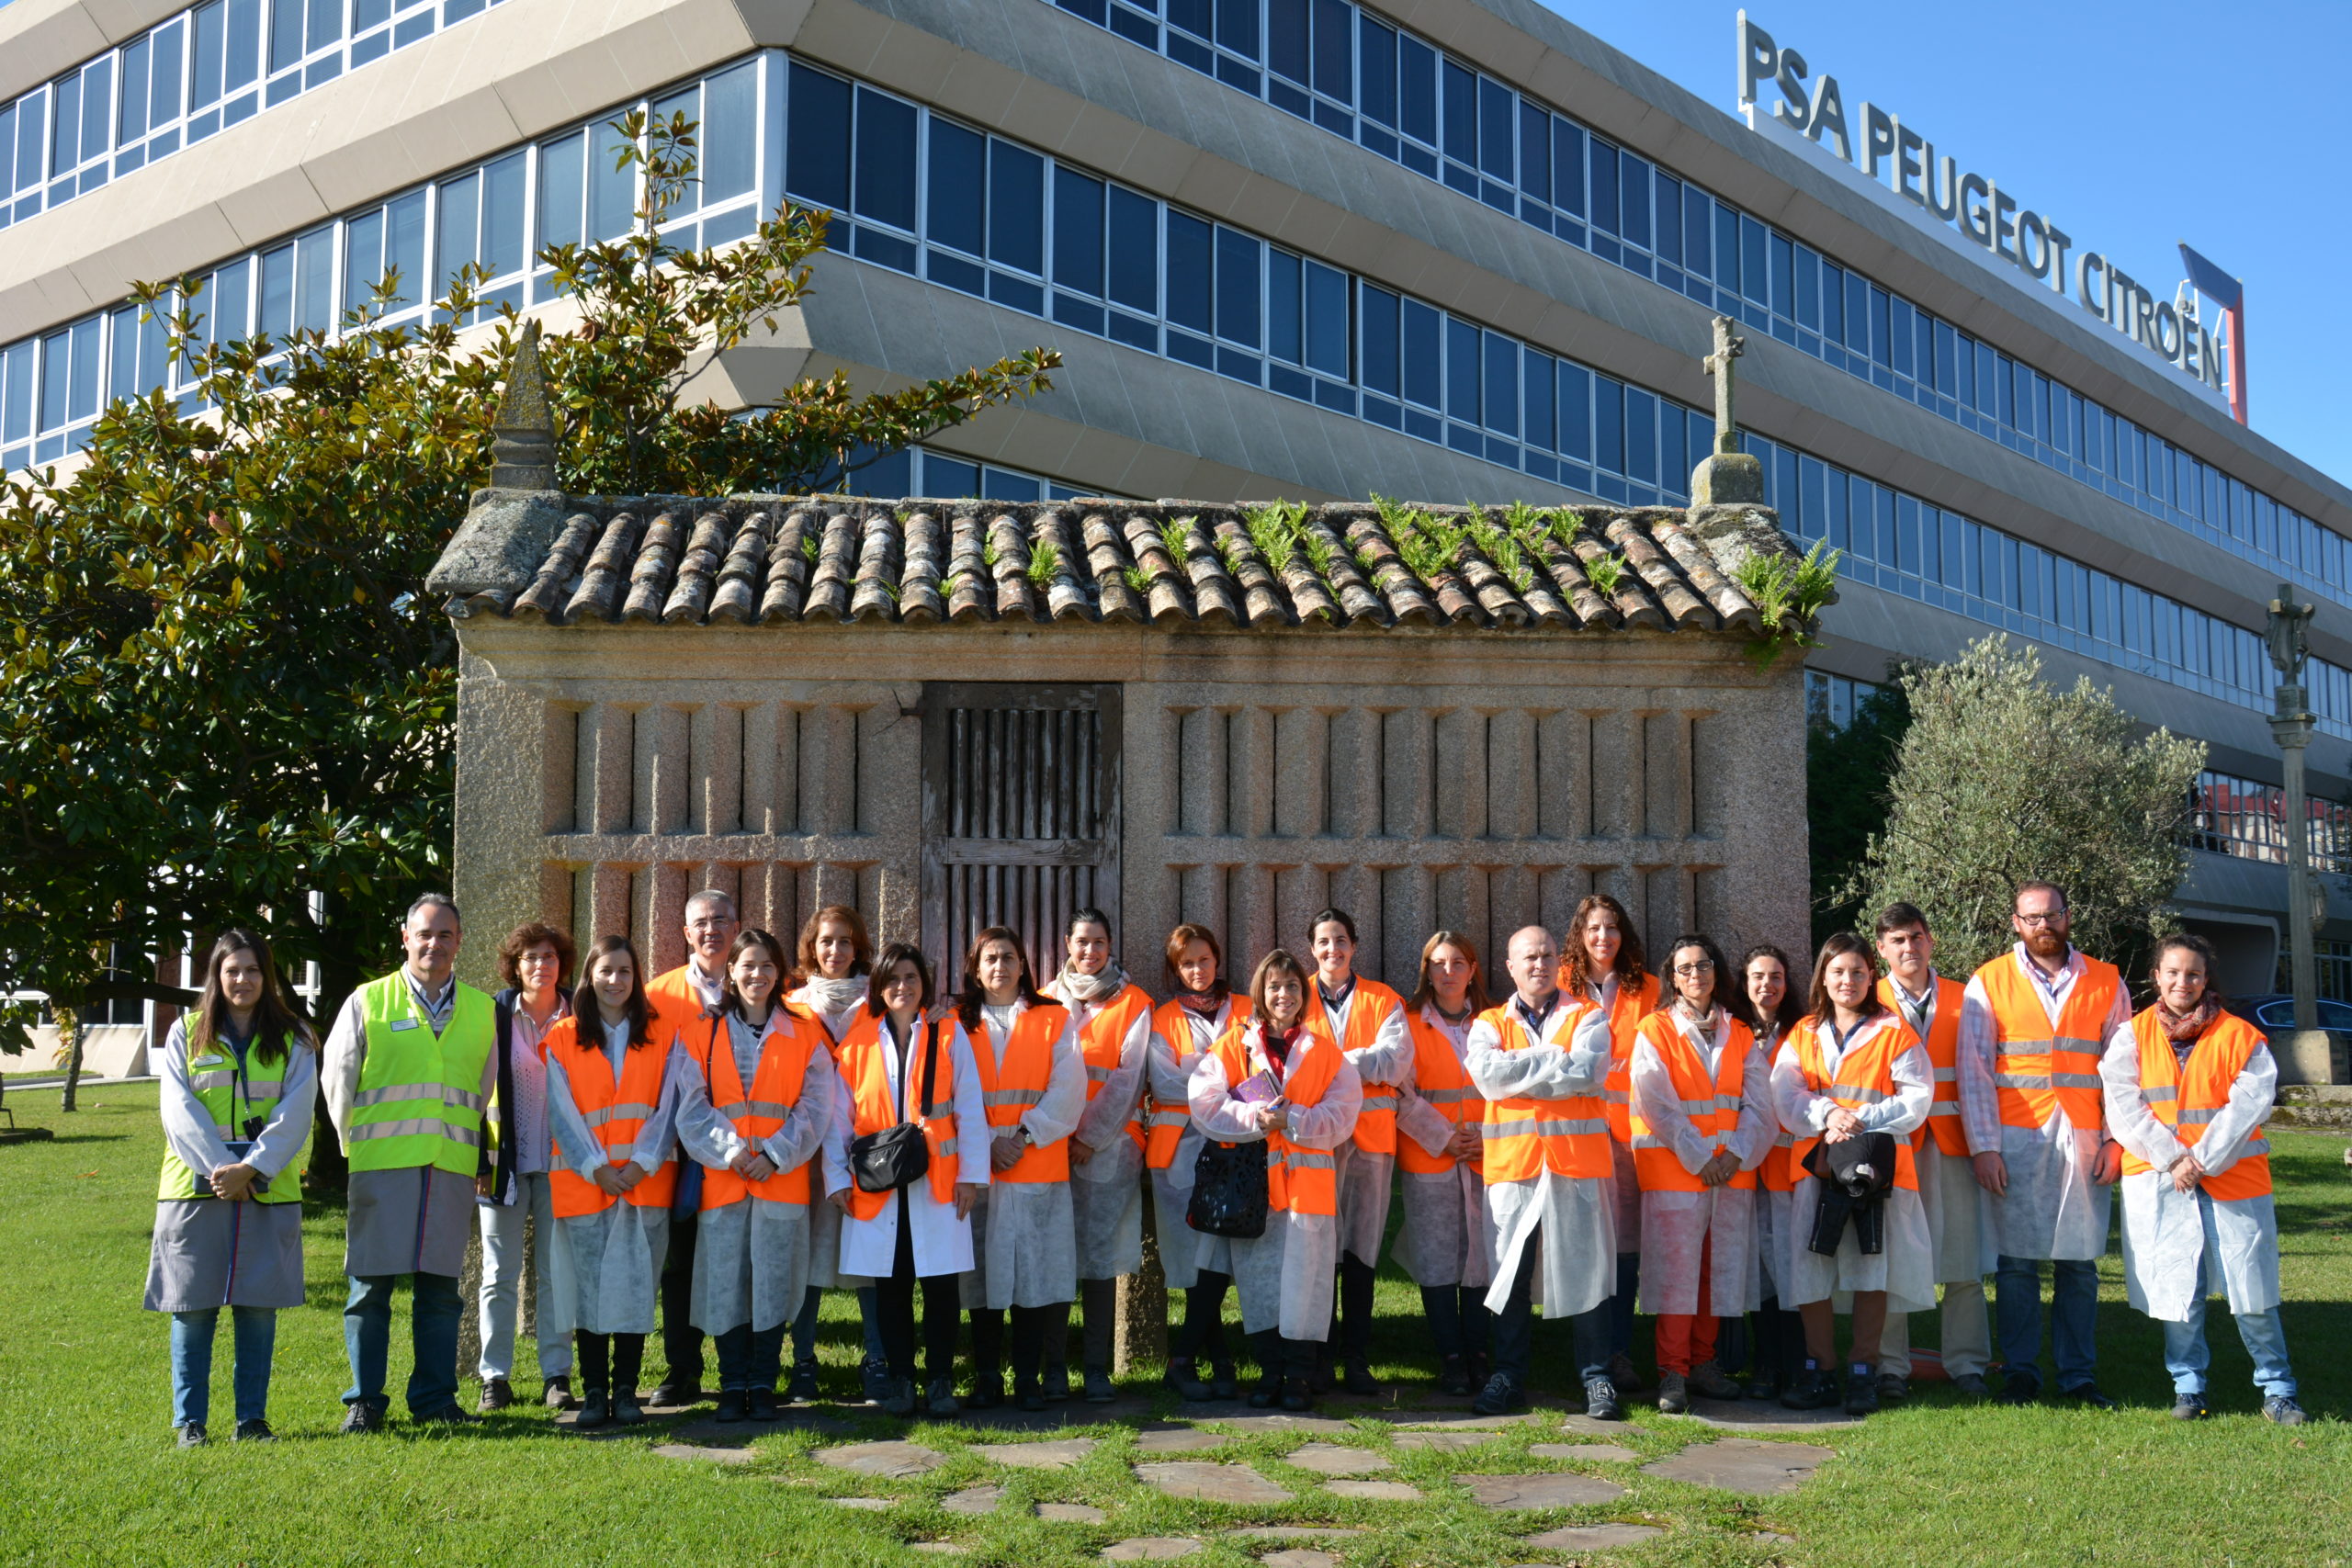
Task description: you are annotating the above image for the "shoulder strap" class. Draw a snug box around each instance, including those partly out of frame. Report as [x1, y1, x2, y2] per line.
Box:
[922, 1019, 941, 1113]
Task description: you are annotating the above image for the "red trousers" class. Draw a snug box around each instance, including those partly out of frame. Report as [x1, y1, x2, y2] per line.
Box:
[1654, 1233, 1716, 1375]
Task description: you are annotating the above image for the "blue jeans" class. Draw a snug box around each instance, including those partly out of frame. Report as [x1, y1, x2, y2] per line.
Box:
[1994, 1254, 2098, 1391]
[1490, 1245, 1611, 1388]
[1608, 1250, 1641, 1359]
[788, 1284, 888, 1371]
[170, 1307, 277, 1427]
[2164, 1304, 2296, 1399]
[344, 1272, 463, 1416]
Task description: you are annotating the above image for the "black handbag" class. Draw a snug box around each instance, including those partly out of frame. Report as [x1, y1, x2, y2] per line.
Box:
[850, 1020, 941, 1196]
[1187, 1137, 1270, 1238]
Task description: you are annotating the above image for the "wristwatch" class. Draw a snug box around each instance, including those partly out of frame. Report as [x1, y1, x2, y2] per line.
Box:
[1014, 1123, 1035, 1148]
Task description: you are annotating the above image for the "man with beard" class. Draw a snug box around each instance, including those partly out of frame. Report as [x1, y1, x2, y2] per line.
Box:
[1956, 882, 2129, 1408]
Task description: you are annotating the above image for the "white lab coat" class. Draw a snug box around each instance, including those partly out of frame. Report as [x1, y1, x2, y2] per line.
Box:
[1323, 979, 1415, 1265]
[1147, 995, 1239, 1290]
[1956, 947, 2132, 1262]
[1048, 976, 1154, 1280]
[957, 1001, 1087, 1310]
[1629, 1009, 1772, 1317]
[2100, 1019, 2280, 1320]
[1770, 1015, 1935, 1312]
[1465, 998, 1619, 1320]
[1188, 1021, 1364, 1340]
[542, 1021, 681, 1335]
[1393, 1006, 1496, 1292]
[824, 1016, 991, 1280]
[786, 983, 874, 1290]
[672, 1010, 836, 1337]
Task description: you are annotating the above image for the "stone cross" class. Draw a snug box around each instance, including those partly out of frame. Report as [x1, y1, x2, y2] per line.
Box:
[1703, 314, 1746, 457]
[2267, 582, 2313, 684]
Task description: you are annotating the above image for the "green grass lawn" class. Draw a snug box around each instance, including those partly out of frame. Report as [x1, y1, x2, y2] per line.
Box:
[4, 1087, 2347, 1567]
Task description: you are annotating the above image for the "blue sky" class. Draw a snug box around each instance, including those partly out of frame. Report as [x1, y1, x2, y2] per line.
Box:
[1540, 0, 2352, 491]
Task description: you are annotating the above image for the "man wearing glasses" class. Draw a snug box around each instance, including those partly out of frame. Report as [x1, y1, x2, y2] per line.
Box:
[641, 888, 741, 1407]
[1955, 882, 2129, 1408]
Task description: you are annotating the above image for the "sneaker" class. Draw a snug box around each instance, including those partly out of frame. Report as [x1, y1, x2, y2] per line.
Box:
[1472, 1373, 1530, 1416]
[176, 1423, 209, 1449]
[746, 1387, 781, 1422]
[612, 1393, 647, 1427]
[2170, 1393, 2208, 1421]
[1340, 1359, 1380, 1396]
[1842, 1370, 1880, 1416]
[1436, 1355, 1475, 1396]
[543, 1376, 576, 1411]
[1657, 1371, 1689, 1414]
[714, 1391, 747, 1424]
[1996, 1375, 2042, 1407]
[1583, 1376, 1625, 1421]
[1209, 1363, 1240, 1401]
[1606, 1352, 1645, 1394]
[1082, 1370, 1117, 1404]
[232, 1419, 276, 1443]
[1163, 1358, 1212, 1402]
[880, 1379, 918, 1417]
[1040, 1365, 1071, 1403]
[861, 1360, 895, 1405]
[1875, 1372, 1909, 1405]
[786, 1364, 821, 1404]
[415, 1405, 484, 1428]
[1951, 1372, 1990, 1399]
[477, 1377, 514, 1413]
[1279, 1377, 1316, 1413]
[2264, 1396, 2309, 1427]
[340, 1402, 388, 1435]
[573, 1392, 613, 1429]
[923, 1379, 960, 1416]
[1779, 1367, 1838, 1411]
[1690, 1360, 1741, 1400]
[2061, 1383, 2117, 1412]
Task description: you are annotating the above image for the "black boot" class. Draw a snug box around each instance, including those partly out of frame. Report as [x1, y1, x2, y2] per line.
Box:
[1163, 1357, 1213, 1402]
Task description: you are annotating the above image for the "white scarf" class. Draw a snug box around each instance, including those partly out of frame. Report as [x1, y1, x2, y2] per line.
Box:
[800, 975, 869, 1014]
[1057, 959, 1128, 1006]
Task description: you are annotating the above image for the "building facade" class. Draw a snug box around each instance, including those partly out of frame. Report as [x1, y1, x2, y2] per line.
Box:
[5, 0, 2347, 996]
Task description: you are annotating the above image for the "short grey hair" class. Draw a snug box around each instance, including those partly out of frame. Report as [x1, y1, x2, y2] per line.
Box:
[404, 892, 461, 929]
[684, 888, 738, 922]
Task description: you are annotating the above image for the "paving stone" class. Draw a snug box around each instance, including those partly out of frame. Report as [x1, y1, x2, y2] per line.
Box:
[1102, 1539, 1204, 1561]
[943, 1485, 1007, 1516]
[1456, 1472, 1627, 1508]
[1283, 1443, 1392, 1475]
[1519, 1524, 1667, 1551]
[1681, 1403, 1860, 1434]
[1261, 1551, 1339, 1568]
[1527, 1442, 1641, 1463]
[819, 1440, 949, 1479]
[1321, 1479, 1423, 1502]
[1749, 1531, 1795, 1543]
[1230, 1528, 1367, 1540]
[650, 1442, 756, 1464]
[1557, 1414, 1640, 1437]
[1212, 1413, 1359, 1436]
[835, 1497, 893, 1511]
[1388, 1412, 1542, 1429]
[1638, 1438, 1835, 1495]
[1040, 1503, 1110, 1524]
[1392, 1430, 1497, 1451]
[1134, 1427, 1228, 1454]
[974, 1438, 1100, 1470]
[1136, 1462, 1293, 1505]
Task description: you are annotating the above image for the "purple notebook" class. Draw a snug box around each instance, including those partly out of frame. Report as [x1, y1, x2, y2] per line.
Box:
[1230, 1068, 1283, 1104]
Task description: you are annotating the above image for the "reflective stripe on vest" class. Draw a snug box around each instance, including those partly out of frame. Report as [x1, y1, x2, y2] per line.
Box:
[1628, 1011, 1758, 1193]
[1976, 953, 2120, 1135]
[1476, 999, 1611, 1185]
[698, 1010, 818, 1210]
[1305, 979, 1405, 1156]
[1071, 984, 1153, 1152]
[1880, 975, 1969, 1157]
[1787, 1016, 1917, 1191]
[839, 1015, 960, 1218]
[548, 1014, 680, 1218]
[2120, 1007, 2272, 1200]
[972, 1004, 1069, 1184]
[157, 1038, 302, 1203]
[1396, 1007, 1484, 1176]
[347, 975, 495, 1177]
[1207, 1021, 1342, 1215]
[1145, 997, 1247, 1169]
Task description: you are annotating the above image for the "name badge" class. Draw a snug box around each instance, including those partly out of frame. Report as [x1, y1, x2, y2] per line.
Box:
[389, 1019, 421, 1032]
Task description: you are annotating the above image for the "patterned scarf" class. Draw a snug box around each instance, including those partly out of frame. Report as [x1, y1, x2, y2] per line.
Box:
[1057, 958, 1128, 1005]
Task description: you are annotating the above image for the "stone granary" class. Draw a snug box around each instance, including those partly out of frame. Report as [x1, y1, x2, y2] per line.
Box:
[428, 472, 1817, 995]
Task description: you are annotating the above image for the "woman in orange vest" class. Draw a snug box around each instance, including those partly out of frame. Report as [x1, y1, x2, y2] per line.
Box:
[1392, 931, 1498, 1396]
[1304, 908, 1411, 1394]
[1629, 935, 1772, 1413]
[2100, 934, 2302, 1424]
[822, 942, 989, 1416]
[1559, 893, 1661, 1393]
[1769, 932, 1934, 1416]
[1731, 942, 1805, 1401]
[1150, 924, 1247, 1402]
[1189, 949, 1364, 1411]
[673, 929, 835, 1423]
[952, 926, 1085, 1412]
[542, 935, 682, 1428]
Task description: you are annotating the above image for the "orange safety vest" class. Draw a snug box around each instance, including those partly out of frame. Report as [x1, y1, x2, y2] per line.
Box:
[836, 1011, 961, 1220]
[1629, 1010, 1758, 1192]
[547, 1014, 680, 1218]
[1581, 971, 1662, 1145]
[1476, 997, 1612, 1185]
[969, 1002, 1071, 1184]
[695, 1009, 820, 1209]
[1208, 1020, 1344, 1215]
[1975, 951, 2120, 1134]
[1069, 982, 1153, 1152]
[1878, 975, 1968, 1157]
[1787, 1014, 1919, 1191]
[1395, 1006, 1485, 1176]
[1303, 977, 1405, 1156]
[1756, 1027, 1797, 1193]
[1144, 995, 1250, 1168]
[2120, 1007, 2272, 1201]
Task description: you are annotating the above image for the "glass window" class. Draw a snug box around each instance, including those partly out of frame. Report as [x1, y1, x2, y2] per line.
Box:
[436, 170, 479, 299]
[1681, 185, 1709, 276]
[1267, 0, 1306, 85]
[296, 224, 333, 333]
[119, 39, 153, 144]
[1311, 0, 1351, 100]
[1557, 363, 1589, 459]
[226, 0, 262, 94]
[1165, 212, 1211, 332]
[852, 87, 915, 231]
[384, 188, 424, 310]
[588, 118, 634, 240]
[1618, 151, 1648, 250]
[1358, 19, 1396, 127]
[1360, 284, 1398, 396]
[537, 130, 583, 253]
[1653, 171, 1679, 265]
[1477, 78, 1512, 180]
[1401, 298, 1440, 408]
[785, 62, 851, 209]
[1518, 102, 1548, 200]
[1440, 61, 1475, 164]
[702, 62, 755, 202]
[152, 23, 185, 126]
[989, 142, 1045, 275]
[481, 152, 525, 277]
[1305, 260, 1347, 378]
[51, 73, 84, 177]
[1053, 166, 1105, 294]
[1593, 376, 1623, 475]
[1267, 249, 1301, 363]
[1483, 330, 1518, 434]
[1397, 35, 1436, 144]
[1624, 388, 1655, 483]
[927, 119, 985, 255]
[1589, 138, 1617, 235]
[1106, 185, 1157, 312]
[1522, 348, 1554, 450]
[1215, 227, 1260, 346]
[259, 242, 295, 338]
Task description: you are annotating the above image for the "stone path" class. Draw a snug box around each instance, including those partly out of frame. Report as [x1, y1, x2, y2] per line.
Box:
[943, 1486, 1005, 1516]
[650, 1442, 755, 1464]
[1282, 1444, 1391, 1475]
[1134, 1427, 1227, 1454]
[1391, 1430, 1496, 1451]
[1321, 1479, 1422, 1502]
[1102, 1539, 1202, 1561]
[972, 1438, 1097, 1469]
[1261, 1551, 1338, 1568]
[1527, 1441, 1640, 1463]
[1521, 1524, 1667, 1550]
[818, 1440, 948, 1479]
[1231, 1528, 1366, 1540]
[1639, 1437, 1835, 1495]
[833, 1496, 891, 1511]
[1041, 1503, 1110, 1523]
[1456, 1472, 1627, 1507]
[1136, 1462, 1291, 1505]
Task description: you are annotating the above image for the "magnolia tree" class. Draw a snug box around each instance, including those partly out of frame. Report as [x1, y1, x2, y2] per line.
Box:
[0, 113, 1058, 1115]
[1843, 634, 2206, 976]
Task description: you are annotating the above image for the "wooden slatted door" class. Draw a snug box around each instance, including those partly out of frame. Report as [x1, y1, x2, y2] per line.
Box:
[921, 682, 1123, 995]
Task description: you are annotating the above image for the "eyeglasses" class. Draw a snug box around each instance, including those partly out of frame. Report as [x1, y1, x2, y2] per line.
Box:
[685, 919, 731, 931]
[1672, 960, 1715, 976]
[2015, 911, 2068, 928]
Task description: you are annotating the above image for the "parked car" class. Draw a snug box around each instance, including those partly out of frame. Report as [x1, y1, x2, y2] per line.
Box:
[2222, 994, 2352, 1085]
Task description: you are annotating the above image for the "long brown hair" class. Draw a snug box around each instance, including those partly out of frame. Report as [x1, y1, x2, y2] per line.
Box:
[1408, 931, 1492, 1015]
[571, 935, 655, 1048]
[1561, 893, 1648, 996]
[187, 930, 314, 1066]
[796, 904, 873, 983]
[1164, 923, 1226, 998]
[955, 925, 1046, 1030]
[1803, 931, 1888, 1029]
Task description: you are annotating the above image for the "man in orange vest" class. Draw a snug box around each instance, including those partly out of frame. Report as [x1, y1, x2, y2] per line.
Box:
[1464, 926, 1622, 1420]
[1871, 903, 1991, 1401]
[642, 888, 738, 1407]
[1956, 881, 2129, 1408]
